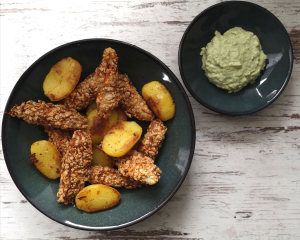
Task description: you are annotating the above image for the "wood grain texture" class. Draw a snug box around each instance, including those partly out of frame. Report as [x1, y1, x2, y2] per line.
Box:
[1, 0, 300, 239]
[289, 29, 300, 63]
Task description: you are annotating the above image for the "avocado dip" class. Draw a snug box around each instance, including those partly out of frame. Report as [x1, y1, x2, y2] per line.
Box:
[200, 27, 267, 93]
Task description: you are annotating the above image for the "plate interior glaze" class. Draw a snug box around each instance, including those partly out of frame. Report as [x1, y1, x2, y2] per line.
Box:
[179, 1, 293, 115]
[2, 39, 195, 230]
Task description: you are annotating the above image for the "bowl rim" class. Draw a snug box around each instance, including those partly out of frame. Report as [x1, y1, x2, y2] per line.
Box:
[178, 0, 294, 116]
[1, 38, 196, 231]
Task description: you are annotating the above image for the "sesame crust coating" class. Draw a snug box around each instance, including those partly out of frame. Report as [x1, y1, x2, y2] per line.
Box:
[7, 100, 87, 130]
[90, 165, 144, 189]
[96, 48, 120, 119]
[57, 130, 93, 205]
[115, 150, 161, 185]
[118, 74, 155, 121]
[61, 73, 104, 110]
[62, 47, 119, 112]
[60, 47, 154, 121]
[96, 87, 122, 119]
[139, 119, 167, 160]
[97, 48, 119, 85]
[45, 127, 72, 156]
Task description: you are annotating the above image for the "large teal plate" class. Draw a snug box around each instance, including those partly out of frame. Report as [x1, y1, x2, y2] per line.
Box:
[2, 39, 195, 230]
[179, 1, 293, 115]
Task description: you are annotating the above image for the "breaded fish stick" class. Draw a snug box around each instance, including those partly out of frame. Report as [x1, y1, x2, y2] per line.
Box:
[7, 100, 87, 130]
[61, 73, 104, 110]
[118, 74, 154, 121]
[96, 87, 122, 119]
[45, 127, 72, 156]
[97, 48, 119, 85]
[90, 165, 144, 189]
[115, 150, 161, 185]
[139, 119, 167, 160]
[96, 48, 120, 119]
[57, 130, 93, 205]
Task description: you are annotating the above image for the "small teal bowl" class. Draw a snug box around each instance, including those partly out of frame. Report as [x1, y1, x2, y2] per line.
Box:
[179, 1, 293, 115]
[2, 39, 195, 230]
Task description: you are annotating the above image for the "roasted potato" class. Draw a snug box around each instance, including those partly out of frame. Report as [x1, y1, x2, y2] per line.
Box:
[142, 81, 175, 121]
[115, 107, 127, 122]
[43, 57, 82, 102]
[102, 121, 142, 157]
[86, 108, 119, 144]
[30, 140, 61, 179]
[92, 145, 114, 167]
[75, 184, 121, 212]
[86, 100, 97, 116]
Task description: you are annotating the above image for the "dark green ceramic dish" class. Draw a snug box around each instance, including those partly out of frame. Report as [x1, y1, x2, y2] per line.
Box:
[2, 39, 195, 230]
[179, 1, 293, 115]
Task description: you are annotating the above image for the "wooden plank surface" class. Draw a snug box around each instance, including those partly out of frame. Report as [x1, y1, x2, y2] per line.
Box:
[1, 0, 300, 239]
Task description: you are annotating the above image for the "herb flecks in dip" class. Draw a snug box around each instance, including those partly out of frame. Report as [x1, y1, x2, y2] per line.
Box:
[200, 27, 267, 93]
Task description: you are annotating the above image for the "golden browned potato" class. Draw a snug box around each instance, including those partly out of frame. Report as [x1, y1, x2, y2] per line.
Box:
[115, 107, 128, 122]
[43, 57, 82, 102]
[86, 108, 119, 145]
[102, 121, 142, 157]
[86, 100, 97, 116]
[142, 81, 175, 121]
[75, 184, 121, 212]
[92, 145, 114, 167]
[29, 140, 62, 179]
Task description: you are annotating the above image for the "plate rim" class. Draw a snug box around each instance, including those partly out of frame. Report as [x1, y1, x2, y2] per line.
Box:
[1, 38, 196, 231]
[178, 0, 294, 116]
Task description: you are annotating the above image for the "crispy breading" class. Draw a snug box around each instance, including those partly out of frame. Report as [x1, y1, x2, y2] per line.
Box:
[60, 48, 154, 121]
[57, 130, 93, 205]
[118, 74, 154, 121]
[7, 100, 87, 130]
[97, 47, 119, 84]
[139, 119, 167, 160]
[61, 73, 104, 110]
[45, 127, 72, 156]
[96, 87, 122, 119]
[62, 47, 120, 116]
[115, 150, 161, 185]
[90, 165, 144, 189]
[96, 48, 120, 119]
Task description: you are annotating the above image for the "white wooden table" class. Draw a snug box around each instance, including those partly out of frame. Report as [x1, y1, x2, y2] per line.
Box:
[1, 0, 300, 239]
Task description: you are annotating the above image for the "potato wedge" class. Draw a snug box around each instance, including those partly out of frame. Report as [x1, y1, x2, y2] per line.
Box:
[86, 100, 97, 116]
[92, 145, 114, 167]
[30, 140, 61, 179]
[75, 184, 121, 212]
[86, 108, 119, 144]
[102, 121, 142, 157]
[115, 107, 127, 122]
[43, 57, 82, 101]
[142, 81, 175, 121]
